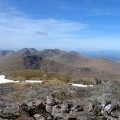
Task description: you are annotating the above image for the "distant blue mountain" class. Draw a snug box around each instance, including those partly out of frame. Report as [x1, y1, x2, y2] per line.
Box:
[77, 50, 120, 62]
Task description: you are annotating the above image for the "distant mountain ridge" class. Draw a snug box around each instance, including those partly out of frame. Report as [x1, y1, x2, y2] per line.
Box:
[0, 50, 15, 57]
[78, 50, 120, 61]
[1, 48, 120, 81]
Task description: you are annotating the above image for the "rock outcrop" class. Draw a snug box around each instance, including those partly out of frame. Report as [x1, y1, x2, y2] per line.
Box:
[0, 95, 120, 120]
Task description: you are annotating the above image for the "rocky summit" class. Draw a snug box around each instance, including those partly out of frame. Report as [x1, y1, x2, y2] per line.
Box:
[0, 91, 120, 120]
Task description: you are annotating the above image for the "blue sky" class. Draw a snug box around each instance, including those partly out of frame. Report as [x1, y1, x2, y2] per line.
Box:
[0, 0, 120, 51]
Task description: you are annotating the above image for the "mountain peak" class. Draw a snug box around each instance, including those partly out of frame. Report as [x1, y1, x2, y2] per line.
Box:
[17, 48, 39, 56]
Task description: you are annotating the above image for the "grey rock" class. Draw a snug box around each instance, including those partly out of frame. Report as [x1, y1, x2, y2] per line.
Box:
[16, 115, 35, 120]
[106, 116, 118, 120]
[52, 112, 67, 119]
[46, 95, 56, 106]
[46, 115, 54, 120]
[19, 103, 29, 113]
[52, 105, 67, 119]
[67, 111, 96, 120]
[52, 105, 61, 114]
[104, 103, 118, 113]
[61, 103, 71, 113]
[34, 114, 46, 120]
[111, 111, 120, 119]
[27, 100, 42, 107]
[46, 104, 53, 113]
[101, 110, 108, 116]
[71, 105, 84, 112]
[101, 100, 111, 108]
[93, 105, 102, 115]
[98, 116, 107, 120]
[94, 78, 102, 85]
[88, 102, 94, 112]
[0, 104, 20, 119]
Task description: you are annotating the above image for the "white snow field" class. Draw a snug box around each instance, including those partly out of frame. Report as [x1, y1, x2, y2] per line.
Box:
[24, 80, 43, 83]
[0, 75, 93, 87]
[0, 75, 43, 84]
[0, 75, 19, 84]
[71, 83, 93, 87]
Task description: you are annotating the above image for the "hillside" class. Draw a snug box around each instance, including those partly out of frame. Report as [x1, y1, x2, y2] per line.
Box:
[1, 49, 120, 120]
[0, 48, 120, 82]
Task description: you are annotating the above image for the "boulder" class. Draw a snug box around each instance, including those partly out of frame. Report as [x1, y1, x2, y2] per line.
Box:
[94, 78, 102, 85]
[111, 111, 120, 119]
[35, 102, 46, 113]
[19, 103, 29, 113]
[52, 105, 61, 114]
[104, 103, 118, 113]
[16, 115, 34, 120]
[88, 102, 94, 112]
[67, 111, 96, 120]
[46, 104, 53, 113]
[46, 115, 54, 120]
[52, 105, 67, 119]
[34, 114, 46, 120]
[101, 99, 111, 108]
[71, 105, 84, 112]
[46, 95, 56, 106]
[61, 103, 72, 113]
[27, 100, 42, 107]
[93, 105, 102, 115]
[20, 101, 46, 117]
[0, 104, 20, 119]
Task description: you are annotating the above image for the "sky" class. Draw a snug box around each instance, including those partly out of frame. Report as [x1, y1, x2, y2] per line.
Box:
[0, 0, 120, 51]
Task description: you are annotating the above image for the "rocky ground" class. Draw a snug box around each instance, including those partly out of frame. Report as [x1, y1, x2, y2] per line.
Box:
[0, 80, 120, 120]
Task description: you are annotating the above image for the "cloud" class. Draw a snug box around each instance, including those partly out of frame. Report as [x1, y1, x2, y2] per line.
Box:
[35, 31, 48, 36]
[0, 9, 89, 49]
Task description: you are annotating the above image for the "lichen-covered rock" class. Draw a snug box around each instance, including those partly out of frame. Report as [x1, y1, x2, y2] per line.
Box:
[0, 103, 20, 119]
[46, 95, 56, 106]
[101, 99, 111, 108]
[61, 103, 72, 113]
[46, 104, 53, 113]
[71, 105, 84, 112]
[104, 103, 118, 113]
[88, 102, 94, 112]
[93, 105, 102, 115]
[46, 115, 54, 120]
[19, 103, 29, 113]
[34, 114, 46, 120]
[52, 105, 68, 119]
[67, 111, 96, 120]
[111, 111, 120, 119]
[16, 115, 34, 120]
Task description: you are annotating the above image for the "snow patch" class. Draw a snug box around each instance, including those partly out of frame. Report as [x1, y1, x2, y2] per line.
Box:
[0, 75, 19, 84]
[71, 83, 93, 87]
[25, 80, 43, 83]
[0, 75, 43, 84]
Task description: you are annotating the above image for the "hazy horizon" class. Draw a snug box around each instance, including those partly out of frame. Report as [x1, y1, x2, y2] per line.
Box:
[0, 0, 120, 51]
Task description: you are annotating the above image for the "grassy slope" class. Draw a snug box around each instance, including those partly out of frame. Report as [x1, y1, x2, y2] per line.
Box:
[5, 70, 71, 84]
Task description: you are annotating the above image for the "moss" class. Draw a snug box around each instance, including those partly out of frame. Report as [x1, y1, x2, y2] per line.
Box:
[52, 91, 73, 100]
[5, 70, 71, 83]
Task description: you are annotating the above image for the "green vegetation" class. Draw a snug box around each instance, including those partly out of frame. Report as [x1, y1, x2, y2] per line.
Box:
[92, 80, 120, 96]
[5, 70, 71, 83]
[52, 91, 73, 100]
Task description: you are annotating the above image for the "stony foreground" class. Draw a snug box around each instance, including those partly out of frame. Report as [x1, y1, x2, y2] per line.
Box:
[0, 94, 120, 120]
[0, 80, 120, 120]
